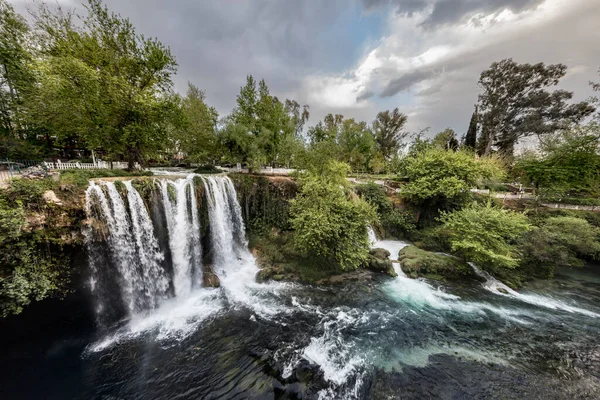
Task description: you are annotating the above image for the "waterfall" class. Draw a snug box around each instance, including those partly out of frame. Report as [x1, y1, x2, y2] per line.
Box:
[85, 181, 170, 320]
[159, 176, 203, 297]
[85, 174, 259, 328]
[202, 176, 249, 274]
[367, 226, 377, 247]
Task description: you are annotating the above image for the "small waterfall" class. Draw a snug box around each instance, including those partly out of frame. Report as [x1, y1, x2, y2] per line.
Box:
[367, 226, 377, 247]
[468, 263, 599, 317]
[159, 176, 203, 297]
[468, 263, 517, 295]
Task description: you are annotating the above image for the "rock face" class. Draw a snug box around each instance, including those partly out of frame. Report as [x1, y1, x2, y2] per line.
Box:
[366, 248, 397, 277]
[43, 190, 63, 205]
[399, 246, 473, 280]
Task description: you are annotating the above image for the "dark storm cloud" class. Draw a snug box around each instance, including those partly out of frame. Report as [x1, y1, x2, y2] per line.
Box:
[361, 0, 545, 28]
[420, 0, 545, 29]
[356, 89, 375, 102]
[380, 69, 437, 97]
[361, 0, 428, 16]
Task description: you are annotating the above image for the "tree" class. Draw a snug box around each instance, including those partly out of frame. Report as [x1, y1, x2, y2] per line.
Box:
[175, 83, 218, 163]
[0, 0, 35, 154]
[399, 147, 505, 212]
[373, 108, 408, 159]
[514, 123, 600, 196]
[477, 59, 594, 157]
[30, 0, 179, 168]
[464, 105, 478, 149]
[432, 128, 459, 151]
[520, 217, 600, 278]
[290, 161, 376, 270]
[231, 75, 258, 133]
[284, 99, 309, 136]
[338, 118, 375, 171]
[439, 202, 532, 275]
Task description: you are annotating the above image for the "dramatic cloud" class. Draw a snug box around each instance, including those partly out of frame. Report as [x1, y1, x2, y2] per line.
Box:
[9, 0, 600, 136]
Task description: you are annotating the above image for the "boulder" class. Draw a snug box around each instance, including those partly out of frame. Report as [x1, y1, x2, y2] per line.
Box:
[43, 190, 63, 206]
[202, 264, 220, 288]
[399, 246, 473, 280]
[366, 248, 396, 277]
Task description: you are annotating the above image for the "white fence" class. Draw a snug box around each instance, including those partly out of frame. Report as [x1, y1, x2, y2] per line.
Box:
[44, 161, 132, 170]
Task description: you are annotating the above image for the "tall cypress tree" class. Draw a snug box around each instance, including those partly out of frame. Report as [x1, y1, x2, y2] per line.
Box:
[464, 105, 478, 150]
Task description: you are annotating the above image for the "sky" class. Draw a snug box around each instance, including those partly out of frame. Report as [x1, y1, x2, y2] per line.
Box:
[10, 0, 600, 136]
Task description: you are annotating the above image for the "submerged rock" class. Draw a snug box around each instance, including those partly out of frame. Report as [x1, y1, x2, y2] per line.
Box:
[366, 248, 397, 277]
[399, 246, 473, 280]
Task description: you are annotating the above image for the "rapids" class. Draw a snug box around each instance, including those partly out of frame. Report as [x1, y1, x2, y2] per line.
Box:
[1, 175, 600, 399]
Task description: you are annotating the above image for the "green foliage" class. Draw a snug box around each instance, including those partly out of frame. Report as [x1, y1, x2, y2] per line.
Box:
[28, 0, 179, 168]
[399, 147, 504, 208]
[439, 202, 532, 274]
[373, 108, 408, 159]
[464, 106, 478, 150]
[290, 161, 377, 270]
[520, 217, 600, 278]
[514, 124, 600, 196]
[431, 128, 459, 150]
[3, 177, 55, 207]
[356, 183, 416, 238]
[0, 192, 71, 317]
[174, 83, 219, 163]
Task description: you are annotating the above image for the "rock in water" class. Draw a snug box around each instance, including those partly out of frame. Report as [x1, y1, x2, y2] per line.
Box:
[367, 248, 396, 277]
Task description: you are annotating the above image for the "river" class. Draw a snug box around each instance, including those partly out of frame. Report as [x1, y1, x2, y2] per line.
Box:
[1, 175, 599, 399]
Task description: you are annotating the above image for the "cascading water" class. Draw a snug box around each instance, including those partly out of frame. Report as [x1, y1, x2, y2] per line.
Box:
[469, 262, 600, 317]
[85, 181, 170, 320]
[159, 176, 203, 297]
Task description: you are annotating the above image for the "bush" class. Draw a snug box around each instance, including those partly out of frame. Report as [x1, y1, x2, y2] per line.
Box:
[0, 197, 70, 316]
[290, 161, 377, 271]
[520, 217, 600, 277]
[438, 201, 532, 274]
[4, 178, 56, 208]
[356, 183, 416, 238]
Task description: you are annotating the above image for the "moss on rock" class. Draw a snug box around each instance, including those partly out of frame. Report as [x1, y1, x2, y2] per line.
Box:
[366, 248, 397, 277]
[399, 245, 473, 280]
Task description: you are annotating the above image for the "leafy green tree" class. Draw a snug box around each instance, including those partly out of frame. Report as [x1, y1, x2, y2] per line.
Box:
[175, 83, 218, 163]
[29, 0, 179, 168]
[514, 123, 600, 196]
[439, 202, 532, 274]
[290, 161, 376, 270]
[520, 217, 600, 277]
[231, 75, 258, 133]
[284, 99, 310, 136]
[399, 147, 505, 215]
[338, 118, 375, 171]
[0, 0, 37, 156]
[477, 59, 594, 157]
[373, 108, 408, 159]
[432, 128, 459, 150]
[464, 106, 478, 150]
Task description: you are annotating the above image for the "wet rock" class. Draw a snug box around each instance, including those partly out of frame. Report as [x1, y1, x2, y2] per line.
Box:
[399, 245, 473, 280]
[202, 264, 220, 288]
[366, 248, 396, 277]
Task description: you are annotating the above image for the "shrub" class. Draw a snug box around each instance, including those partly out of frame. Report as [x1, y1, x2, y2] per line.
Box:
[193, 165, 223, 174]
[290, 161, 377, 270]
[520, 217, 600, 277]
[438, 201, 532, 274]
